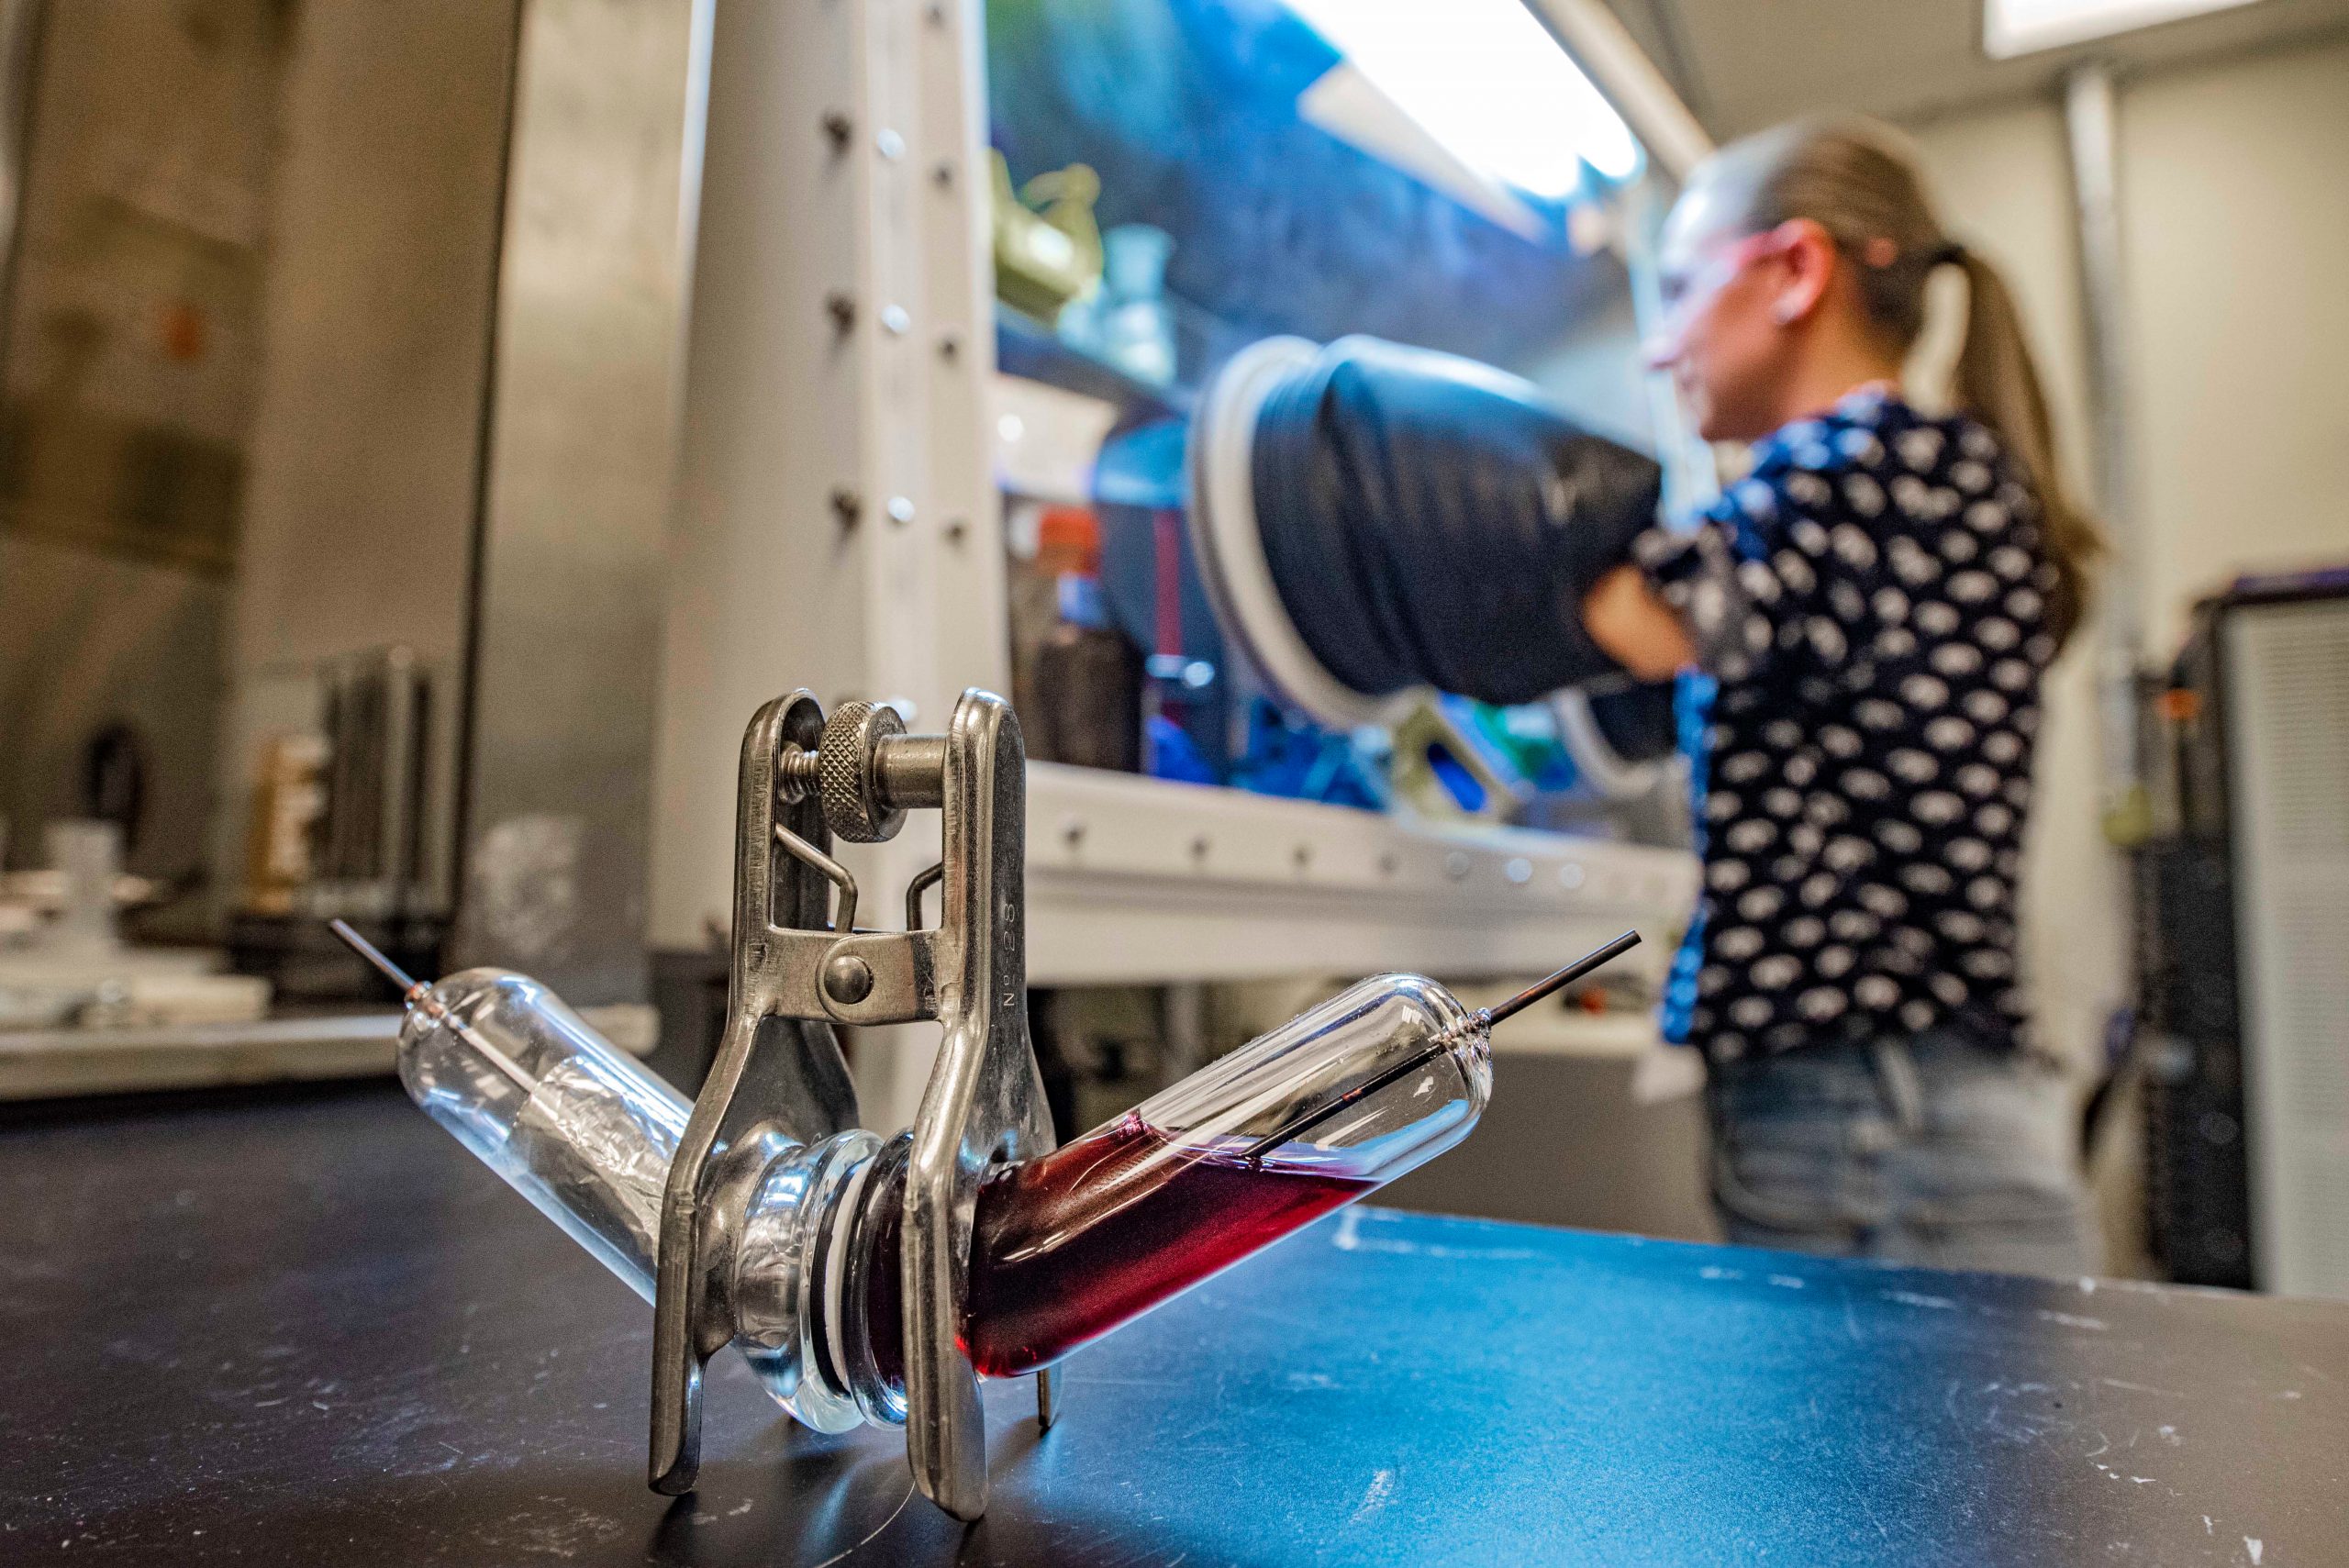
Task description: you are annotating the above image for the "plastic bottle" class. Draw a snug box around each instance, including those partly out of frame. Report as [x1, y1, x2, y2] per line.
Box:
[1029, 514, 1144, 772]
[1097, 223, 1176, 387]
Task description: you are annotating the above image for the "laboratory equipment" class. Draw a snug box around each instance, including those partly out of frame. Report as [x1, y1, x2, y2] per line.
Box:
[0, 821, 268, 1031]
[1094, 223, 1177, 387]
[1188, 333, 1680, 790]
[2135, 573, 2349, 1299]
[335, 684, 1640, 1518]
[656, 0, 1702, 1001]
[993, 156, 1104, 325]
[1022, 508, 1145, 772]
[229, 645, 444, 1004]
[40, 821, 122, 954]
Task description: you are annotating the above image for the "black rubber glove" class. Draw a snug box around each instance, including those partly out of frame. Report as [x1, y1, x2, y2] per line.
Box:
[1249, 335, 1663, 707]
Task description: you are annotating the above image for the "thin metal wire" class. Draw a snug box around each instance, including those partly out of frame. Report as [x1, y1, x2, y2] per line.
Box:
[327, 918, 538, 1093]
[906, 862, 944, 932]
[1484, 929, 1642, 1029]
[1239, 930, 1641, 1163]
[774, 821, 859, 935]
[329, 917, 419, 994]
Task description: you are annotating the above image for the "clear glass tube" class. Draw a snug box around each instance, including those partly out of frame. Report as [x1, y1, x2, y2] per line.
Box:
[841, 973, 1492, 1398]
[396, 966, 1493, 1432]
[397, 968, 687, 1300]
[395, 966, 868, 1430]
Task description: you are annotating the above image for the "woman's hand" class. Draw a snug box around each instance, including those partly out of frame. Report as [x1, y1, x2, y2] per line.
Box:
[1582, 564, 1697, 682]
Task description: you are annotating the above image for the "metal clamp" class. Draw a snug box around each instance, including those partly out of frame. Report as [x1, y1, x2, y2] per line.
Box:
[648, 687, 1056, 1519]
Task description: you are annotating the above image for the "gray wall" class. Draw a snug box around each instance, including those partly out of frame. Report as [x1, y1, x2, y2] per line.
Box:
[0, 0, 286, 881]
[1905, 34, 2349, 1062]
[0, 533, 226, 880]
[214, 0, 522, 914]
[455, 0, 698, 1001]
[1907, 37, 2349, 1262]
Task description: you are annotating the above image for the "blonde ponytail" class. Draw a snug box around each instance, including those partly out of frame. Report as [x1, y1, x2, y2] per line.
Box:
[1694, 117, 2100, 648]
[1949, 250, 2097, 647]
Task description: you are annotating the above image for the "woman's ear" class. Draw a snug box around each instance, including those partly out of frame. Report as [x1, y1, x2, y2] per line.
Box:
[1766, 218, 1838, 326]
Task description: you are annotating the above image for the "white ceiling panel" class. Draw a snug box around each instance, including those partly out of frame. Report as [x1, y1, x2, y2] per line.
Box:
[1601, 0, 2349, 137]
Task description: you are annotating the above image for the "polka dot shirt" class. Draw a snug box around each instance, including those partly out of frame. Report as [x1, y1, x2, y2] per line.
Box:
[1632, 387, 2059, 1062]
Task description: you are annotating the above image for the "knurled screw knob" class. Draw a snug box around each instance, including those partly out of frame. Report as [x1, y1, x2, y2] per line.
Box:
[818, 700, 907, 842]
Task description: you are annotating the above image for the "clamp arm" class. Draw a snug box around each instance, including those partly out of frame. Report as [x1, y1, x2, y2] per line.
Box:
[647, 688, 1056, 1516]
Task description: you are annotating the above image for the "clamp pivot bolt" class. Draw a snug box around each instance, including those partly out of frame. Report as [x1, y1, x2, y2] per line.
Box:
[823, 952, 875, 1005]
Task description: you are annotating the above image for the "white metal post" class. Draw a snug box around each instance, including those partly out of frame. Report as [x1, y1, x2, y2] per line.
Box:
[651, 0, 1003, 945]
[2063, 61, 2149, 842]
[656, 0, 1706, 1124]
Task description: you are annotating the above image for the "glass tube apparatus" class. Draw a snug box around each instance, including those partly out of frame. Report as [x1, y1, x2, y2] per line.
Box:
[341, 920, 1636, 1435]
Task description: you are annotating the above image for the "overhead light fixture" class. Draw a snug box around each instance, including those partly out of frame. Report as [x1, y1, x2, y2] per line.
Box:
[1283, 0, 1642, 195]
[1297, 63, 1548, 239]
[1983, 0, 2263, 58]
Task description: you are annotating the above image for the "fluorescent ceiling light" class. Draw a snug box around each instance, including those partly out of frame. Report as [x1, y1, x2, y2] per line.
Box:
[1984, 0, 2263, 58]
[1284, 0, 1642, 195]
[1297, 63, 1547, 239]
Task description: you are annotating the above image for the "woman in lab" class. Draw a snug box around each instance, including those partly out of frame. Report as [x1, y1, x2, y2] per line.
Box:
[1579, 117, 2102, 1273]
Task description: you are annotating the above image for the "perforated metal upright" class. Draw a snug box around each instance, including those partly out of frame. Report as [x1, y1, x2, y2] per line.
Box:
[652, 0, 1706, 1129]
[651, 0, 1011, 1116]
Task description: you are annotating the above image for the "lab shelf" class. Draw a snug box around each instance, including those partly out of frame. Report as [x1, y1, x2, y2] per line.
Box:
[994, 304, 1193, 426]
[0, 1004, 658, 1102]
[1022, 762, 1697, 986]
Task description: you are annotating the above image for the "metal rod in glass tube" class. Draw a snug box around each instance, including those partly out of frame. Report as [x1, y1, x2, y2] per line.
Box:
[328, 918, 537, 1092]
[1241, 929, 1641, 1162]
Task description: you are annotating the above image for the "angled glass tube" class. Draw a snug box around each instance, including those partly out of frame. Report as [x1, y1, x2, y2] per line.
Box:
[396, 965, 685, 1300]
[351, 919, 1632, 1436]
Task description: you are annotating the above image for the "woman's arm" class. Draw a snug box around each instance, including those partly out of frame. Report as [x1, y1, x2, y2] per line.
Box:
[1583, 563, 1697, 683]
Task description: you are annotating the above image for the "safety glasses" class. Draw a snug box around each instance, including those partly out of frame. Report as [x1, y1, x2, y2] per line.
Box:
[1647, 228, 1787, 352]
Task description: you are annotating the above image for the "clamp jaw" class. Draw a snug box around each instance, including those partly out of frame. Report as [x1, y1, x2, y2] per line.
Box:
[647, 687, 1056, 1519]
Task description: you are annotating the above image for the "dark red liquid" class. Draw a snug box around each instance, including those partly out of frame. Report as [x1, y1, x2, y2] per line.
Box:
[863, 1112, 1375, 1387]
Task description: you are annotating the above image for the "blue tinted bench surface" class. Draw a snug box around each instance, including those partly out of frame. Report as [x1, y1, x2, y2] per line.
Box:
[4, 1084, 2343, 1565]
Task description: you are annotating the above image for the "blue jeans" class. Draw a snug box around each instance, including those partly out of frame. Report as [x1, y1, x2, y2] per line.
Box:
[1705, 1030, 2101, 1277]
